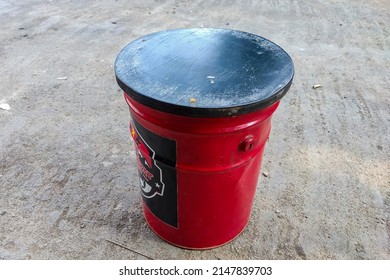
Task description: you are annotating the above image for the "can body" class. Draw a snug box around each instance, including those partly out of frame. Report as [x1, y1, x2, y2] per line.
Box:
[125, 94, 279, 249]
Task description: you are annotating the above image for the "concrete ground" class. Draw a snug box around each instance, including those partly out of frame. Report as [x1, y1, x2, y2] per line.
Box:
[0, 0, 389, 259]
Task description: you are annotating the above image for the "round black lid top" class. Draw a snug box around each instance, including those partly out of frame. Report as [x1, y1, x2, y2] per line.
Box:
[115, 28, 294, 117]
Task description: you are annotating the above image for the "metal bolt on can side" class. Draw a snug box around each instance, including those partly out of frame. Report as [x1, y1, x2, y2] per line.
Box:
[115, 28, 294, 249]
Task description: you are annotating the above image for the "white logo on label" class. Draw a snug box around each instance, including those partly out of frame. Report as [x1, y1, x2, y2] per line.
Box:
[131, 122, 165, 199]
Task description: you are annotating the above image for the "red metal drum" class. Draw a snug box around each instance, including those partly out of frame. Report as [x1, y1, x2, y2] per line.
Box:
[115, 28, 294, 249]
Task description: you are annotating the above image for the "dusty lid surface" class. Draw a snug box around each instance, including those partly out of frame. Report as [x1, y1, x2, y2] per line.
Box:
[115, 28, 294, 117]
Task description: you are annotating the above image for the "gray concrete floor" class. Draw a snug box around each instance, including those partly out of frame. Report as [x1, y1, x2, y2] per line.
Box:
[0, 0, 389, 259]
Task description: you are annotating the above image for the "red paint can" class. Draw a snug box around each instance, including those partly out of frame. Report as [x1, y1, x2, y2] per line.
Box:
[115, 28, 294, 249]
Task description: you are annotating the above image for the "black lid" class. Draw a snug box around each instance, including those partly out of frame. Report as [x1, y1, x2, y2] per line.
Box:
[115, 28, 294, 117]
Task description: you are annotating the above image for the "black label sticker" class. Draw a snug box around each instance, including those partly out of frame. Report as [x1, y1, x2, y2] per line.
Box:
[130, 116, 177, 228]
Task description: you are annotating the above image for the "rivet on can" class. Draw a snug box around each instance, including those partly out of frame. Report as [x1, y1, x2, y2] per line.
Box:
[240, 136, 256, 152]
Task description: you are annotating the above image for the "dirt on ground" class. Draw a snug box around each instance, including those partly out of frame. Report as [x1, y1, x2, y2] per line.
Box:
[0, 0, 389, 259]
